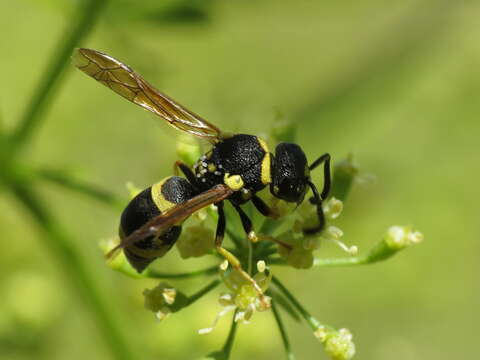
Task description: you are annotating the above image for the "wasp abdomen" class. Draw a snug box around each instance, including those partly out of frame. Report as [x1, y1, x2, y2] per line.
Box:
[119, 176, 196, 272]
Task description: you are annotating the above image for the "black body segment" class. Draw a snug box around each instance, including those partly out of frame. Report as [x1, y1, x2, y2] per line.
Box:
[119, 176, 196, 272]
[271, 142, 309, 203]
[75, 48, 333, 303]
[193, 134, 271, 204]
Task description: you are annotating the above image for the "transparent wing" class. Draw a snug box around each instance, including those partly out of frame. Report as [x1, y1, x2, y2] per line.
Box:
[73, 48, 223, 142]
[107, 184, 234, 258]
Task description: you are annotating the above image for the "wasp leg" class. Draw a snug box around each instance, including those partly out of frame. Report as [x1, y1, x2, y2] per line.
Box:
[231, 203, 258, 242]
[251, 195, 278, 218]
[303, 181, 326, 235]
[303, 153, 331, 235]
[174, 160, 199, 187]
[215, 202, 269, 308]
[309, 153, 331, 200]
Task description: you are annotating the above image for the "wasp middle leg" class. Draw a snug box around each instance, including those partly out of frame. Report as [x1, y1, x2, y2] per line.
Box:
[214, 201, 269, 308]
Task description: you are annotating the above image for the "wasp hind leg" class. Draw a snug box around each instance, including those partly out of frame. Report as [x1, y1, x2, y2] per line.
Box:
[174, 160, 199, 187]
[215, 202, 270, 308]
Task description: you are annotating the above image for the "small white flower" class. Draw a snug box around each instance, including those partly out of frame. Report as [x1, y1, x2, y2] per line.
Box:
[385, 226, 424, 250]
[323, 328, 356, 360]
[323, 197, 344, 220]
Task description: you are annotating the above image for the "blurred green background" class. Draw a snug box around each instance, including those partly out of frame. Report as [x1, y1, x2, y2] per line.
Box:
[0, 0, 478, 359]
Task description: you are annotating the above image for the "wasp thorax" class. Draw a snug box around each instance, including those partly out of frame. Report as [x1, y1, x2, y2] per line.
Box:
[271, 142, 309, 203]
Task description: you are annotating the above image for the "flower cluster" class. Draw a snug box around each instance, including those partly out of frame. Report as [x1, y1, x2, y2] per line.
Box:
[101, 124, 424, 360]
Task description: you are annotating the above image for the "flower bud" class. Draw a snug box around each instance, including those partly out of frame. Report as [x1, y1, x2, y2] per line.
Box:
[143, 282, 178, 321]
[176, 134, 202, 166]
[277, 231, 315, 269]
[323, 328, 356, 360]
[176, 224, 215, 259]
[323, 197, 343, 220]
[385, 226, 424, 250]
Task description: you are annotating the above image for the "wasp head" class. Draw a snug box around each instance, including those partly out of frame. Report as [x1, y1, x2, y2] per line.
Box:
[270, 143, 310, 204]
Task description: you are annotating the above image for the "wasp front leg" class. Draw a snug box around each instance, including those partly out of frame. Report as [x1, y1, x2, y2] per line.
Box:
[304, 153, 331, 235]
[214, 202, 270, 308]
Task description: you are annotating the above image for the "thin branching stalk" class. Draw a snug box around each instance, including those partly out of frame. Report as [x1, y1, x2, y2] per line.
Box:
[314, 257, 367, 267]
[271, 300, 295, 360]
[223, 311, 239, 359]
[185, 279, 221, 307]
[272, 276, 331, 332]
[36, 167, 125, 210]
[148, 265, 218, 279]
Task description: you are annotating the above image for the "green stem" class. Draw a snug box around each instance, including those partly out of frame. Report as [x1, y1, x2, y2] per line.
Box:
[36, 167, 125, 210]
[147, 265, 218, 279]
[271, 301, 295, 360]
[313, 256, 367, 267]
[247, 239, 253, 275]
[11, 184, 136, 360]
[272, 276, 331, 332]
[185, 279, 220, 307]
[10, 0, 108, 153]
[222, 311, 239, 359]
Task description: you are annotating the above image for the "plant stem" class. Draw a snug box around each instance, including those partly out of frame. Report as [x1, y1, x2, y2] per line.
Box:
[11, 183, 136, 360]
[313, 256, 367, 267]
[222, 311, 239, 359]
[147, 265, 218, 279]
[10, 0, 108, 153]
[36, 167, 125, 210]
[185, 279, 221, 307]
[272, 276, 331, 332]
[271, 301, 295, 360]
[247, 239, 253, 275]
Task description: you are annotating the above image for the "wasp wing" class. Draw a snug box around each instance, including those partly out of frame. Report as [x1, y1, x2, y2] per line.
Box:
[107, 184, 234, 258]
[72, 48, 223, 142]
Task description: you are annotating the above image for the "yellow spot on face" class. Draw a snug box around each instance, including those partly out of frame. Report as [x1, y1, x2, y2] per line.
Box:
[224, 173, 244, 191]
[207, 163, 217, 172]
[151, 178, 176, 212]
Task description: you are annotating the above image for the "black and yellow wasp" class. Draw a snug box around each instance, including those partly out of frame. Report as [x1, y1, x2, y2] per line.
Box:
[73, 48, 331, 302]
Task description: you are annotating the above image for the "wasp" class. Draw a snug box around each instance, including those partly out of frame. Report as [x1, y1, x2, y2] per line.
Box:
[73, 48, 331, 304]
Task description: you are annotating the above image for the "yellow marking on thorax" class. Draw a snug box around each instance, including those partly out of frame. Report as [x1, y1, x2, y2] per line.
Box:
[257, 137, 272, 185]
[151, 178, 176, 212]
[224, 173, 244, 191]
